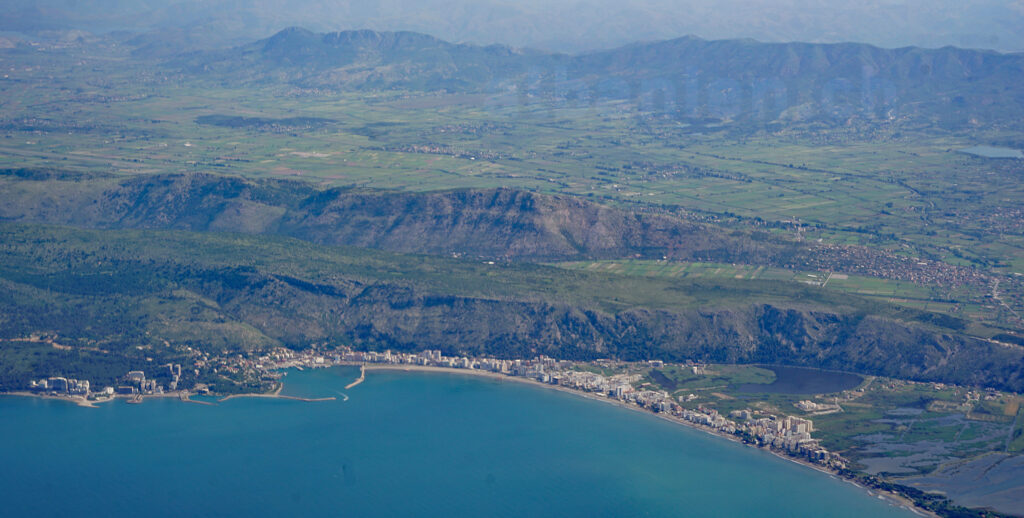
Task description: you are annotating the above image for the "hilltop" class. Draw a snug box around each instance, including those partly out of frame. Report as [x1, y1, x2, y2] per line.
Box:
[0, 170, 998, 295]
[0, 170, 795, 263]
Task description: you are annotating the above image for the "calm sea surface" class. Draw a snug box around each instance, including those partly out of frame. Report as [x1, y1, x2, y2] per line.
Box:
[0, 367, 916, 517]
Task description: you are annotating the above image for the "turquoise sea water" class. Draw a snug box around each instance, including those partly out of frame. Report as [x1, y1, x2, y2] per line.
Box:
[0, 367, 917, 517]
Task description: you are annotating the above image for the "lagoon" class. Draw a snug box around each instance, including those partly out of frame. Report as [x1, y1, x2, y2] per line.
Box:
[736, 365, 864, 395]
[0, 367, 916, 517]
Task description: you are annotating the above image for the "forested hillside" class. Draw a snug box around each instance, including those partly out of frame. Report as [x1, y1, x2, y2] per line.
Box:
[2, 223, 1021, 392]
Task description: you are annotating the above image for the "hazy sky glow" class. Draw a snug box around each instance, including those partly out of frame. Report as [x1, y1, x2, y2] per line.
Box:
[1, 0, 1021, 52]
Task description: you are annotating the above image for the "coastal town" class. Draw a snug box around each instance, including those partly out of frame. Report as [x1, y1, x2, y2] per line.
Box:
[17, 343, 1024, 516]
[326, 348, 848, 470]
[23, 346, 845, 470]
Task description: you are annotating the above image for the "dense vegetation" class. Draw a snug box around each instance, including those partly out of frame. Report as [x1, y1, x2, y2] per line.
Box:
[2, 21, 1024, 515]
[0, 169, 812, 265]
[2, 27, 1022, 391]
[2, 222, 1022, 392]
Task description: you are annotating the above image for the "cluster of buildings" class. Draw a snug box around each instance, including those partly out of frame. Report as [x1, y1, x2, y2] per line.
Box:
[305, 347, 848, 470]
[116, 369, 170, 396]
[737, 414, 842, 466]
[549, 370, 642, 398]
[29, 376, 95, 396]
[24, 343, 851, 469]
[385, 144, 514, 162]
[794, 399, 842, 414]
[28, 364, 185, 399]
[543, 367, 844, 467]
[803, 243, 988, 289]
[328, 348, 575, 377]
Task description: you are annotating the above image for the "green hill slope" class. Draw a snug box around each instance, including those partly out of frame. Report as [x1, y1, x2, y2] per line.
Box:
[2, 223, 1021, 392]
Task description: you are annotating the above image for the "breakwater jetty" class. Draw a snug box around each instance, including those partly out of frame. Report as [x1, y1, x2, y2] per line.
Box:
[345, 365, 366, 390]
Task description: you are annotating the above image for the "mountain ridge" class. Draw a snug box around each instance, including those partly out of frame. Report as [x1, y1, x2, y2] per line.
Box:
[2, 222, 1022, 392]
[170, 27, 1024, 126]
[0, 170, 794, 263]
[7, 0, 1024, 54]
[0, 170, 993, 295]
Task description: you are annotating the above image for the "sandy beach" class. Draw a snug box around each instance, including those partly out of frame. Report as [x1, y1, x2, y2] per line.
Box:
[2, 364, 935, 516]
[218, 382, 283, 401]
[0, 391, 109, 408]
[356, 364, 936, 517]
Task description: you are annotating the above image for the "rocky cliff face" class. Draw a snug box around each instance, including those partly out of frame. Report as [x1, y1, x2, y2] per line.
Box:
[3, 220, 1020, 392]
[278, 186, 788, 261]
[0, 171, 796, 263]
[190, 266, 1024, 392]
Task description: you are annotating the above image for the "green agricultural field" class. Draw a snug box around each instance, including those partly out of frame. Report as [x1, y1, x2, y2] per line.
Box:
[1009, 407, 1024, 453]
[2, 35, 1023, 390]
[3, 41, 1023, 375]
[643, 362, 1020, 475]
[643, 364, 775, 395]
[4, 43, 1024, 279]
[557, 259, 1001, 332]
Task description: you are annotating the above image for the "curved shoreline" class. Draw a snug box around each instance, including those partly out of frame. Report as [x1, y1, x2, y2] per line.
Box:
[359, 364, 935, 517]
[1, 366, 935, 516]
[0, 391, 105, 408]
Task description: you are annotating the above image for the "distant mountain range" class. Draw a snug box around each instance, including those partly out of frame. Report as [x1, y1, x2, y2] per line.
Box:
[176, 28, 557, 92]
[173, 27, 1024, 127]
[4, 0, 1024, 54]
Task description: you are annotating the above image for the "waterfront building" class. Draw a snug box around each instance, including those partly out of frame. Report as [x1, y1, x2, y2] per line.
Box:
[68, 379, 89, 395]
[47, 377, 68, 393]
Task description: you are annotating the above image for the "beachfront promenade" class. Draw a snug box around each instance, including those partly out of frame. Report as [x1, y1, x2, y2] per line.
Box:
[267, 347, 848, 472]
[9, 344, 940, 516]
[11, 342, 842, 472]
